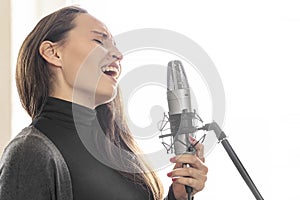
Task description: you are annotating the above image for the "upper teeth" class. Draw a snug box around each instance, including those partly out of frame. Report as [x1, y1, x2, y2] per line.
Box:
[101, 66, 119, 73]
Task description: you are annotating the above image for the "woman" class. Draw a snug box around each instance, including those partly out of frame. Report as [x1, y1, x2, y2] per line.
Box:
[0, 6, 208, 200]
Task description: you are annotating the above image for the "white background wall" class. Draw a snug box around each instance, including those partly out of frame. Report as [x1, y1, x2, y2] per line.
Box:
[0, 0, 11, 156]
[2, 0, 300, 200]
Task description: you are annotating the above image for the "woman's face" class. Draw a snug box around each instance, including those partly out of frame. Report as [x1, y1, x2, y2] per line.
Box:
[53, 13, 123, 107]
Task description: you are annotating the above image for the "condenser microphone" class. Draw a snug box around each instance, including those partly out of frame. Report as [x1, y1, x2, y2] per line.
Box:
[167, 60, 197, 155]
[167, 60, 198, 199]
[162, 60, 265, 200]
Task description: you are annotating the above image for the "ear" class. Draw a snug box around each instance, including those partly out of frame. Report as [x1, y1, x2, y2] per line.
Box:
[39, 41, 62, 67]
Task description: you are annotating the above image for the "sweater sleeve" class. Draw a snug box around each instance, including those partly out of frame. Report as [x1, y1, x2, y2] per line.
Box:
[164, 185, 177, 200]
[0, 127, 72, 200]
[164, 184, 195, 200]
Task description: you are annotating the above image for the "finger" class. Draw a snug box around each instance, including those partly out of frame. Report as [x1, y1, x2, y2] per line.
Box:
[169, 167, 206, 179]
[172, 162, 182, 170]
[170, 155, 207, 172]
[189, 136, 205, 162]
[173, 176, 206, 193]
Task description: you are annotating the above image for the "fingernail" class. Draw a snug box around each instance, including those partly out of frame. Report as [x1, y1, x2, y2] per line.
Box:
[167, 172, 172, 177]
[169, 157, 176, 162]
[172, 178, 177, 182]
[189, 136, 196, 143]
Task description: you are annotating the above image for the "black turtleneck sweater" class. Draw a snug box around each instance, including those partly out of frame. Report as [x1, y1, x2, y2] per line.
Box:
[0, 97, 177, 200]
[31, 97, 153, 200]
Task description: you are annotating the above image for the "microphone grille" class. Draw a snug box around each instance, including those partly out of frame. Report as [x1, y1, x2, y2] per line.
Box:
[167, 60, 189, 91]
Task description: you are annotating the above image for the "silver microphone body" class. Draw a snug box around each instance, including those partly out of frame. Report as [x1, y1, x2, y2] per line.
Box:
[167, 60, 195, 155]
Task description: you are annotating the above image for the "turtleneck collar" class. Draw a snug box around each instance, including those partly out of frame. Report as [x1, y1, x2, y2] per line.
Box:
[38, 97, 97, 128]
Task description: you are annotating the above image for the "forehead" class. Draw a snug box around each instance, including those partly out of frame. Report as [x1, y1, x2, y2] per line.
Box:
[72, 13, 112, 38]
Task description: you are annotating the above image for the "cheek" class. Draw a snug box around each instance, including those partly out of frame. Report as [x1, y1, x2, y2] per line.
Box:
[61, 45, 99, 88]
[61, 51, 83, 84]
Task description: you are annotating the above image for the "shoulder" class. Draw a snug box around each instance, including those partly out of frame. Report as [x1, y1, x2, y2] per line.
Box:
[0, 126, 73, 200]
[1, 126, 61, 165]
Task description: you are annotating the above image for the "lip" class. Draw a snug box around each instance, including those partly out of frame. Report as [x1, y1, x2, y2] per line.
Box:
[109, 62, 120, 72]
[100, 61, 121, 80]
[104, 72, 118, 83]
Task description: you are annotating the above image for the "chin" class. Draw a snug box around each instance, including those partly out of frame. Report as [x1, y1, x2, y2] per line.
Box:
[95, 89, 117, 106]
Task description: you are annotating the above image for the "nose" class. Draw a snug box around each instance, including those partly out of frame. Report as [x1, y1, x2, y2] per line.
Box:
[110, 46, 123, 61]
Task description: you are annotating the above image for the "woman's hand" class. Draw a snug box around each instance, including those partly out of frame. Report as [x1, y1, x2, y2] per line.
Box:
[167, 137, 208, 200]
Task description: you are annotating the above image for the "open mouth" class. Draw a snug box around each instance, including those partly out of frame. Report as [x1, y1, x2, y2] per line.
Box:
[100, 64, 120, 79]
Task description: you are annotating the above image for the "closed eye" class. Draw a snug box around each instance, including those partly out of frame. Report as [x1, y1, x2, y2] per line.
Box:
[93, 39, 104, 45]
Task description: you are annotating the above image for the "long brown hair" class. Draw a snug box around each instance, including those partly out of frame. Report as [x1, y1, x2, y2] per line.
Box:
[16, 6, 163, 199]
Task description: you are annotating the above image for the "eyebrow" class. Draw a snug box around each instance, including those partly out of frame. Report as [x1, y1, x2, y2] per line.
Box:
[91, 30, 109, 39]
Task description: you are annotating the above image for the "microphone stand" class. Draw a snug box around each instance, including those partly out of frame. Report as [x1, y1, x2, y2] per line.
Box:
[201, 122, 264, 200]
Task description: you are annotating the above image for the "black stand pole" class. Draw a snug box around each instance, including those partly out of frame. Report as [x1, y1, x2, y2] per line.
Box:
[202, 122, 264, 200]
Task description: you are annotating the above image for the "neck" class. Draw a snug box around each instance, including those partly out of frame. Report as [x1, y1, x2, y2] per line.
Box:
[50, 90, 97, 109]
